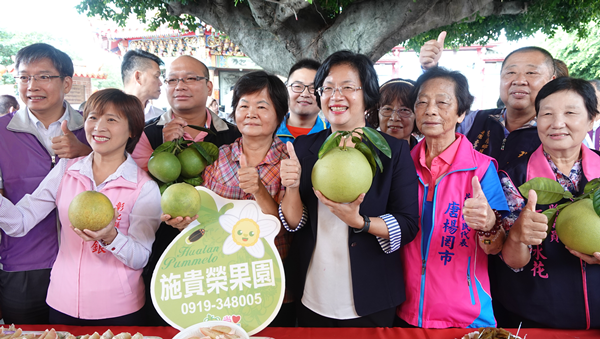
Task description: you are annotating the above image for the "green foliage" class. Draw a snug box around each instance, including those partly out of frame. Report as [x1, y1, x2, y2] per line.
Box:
[77, 0, 600, 57]
[403, 0, 600, 52]
[546, 22, 600, 79]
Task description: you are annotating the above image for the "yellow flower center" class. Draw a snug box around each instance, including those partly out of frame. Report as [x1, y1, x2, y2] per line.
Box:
[231, 218, 260, 247]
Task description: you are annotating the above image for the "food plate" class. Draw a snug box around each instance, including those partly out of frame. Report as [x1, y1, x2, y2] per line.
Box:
[173, 321, 249, 339]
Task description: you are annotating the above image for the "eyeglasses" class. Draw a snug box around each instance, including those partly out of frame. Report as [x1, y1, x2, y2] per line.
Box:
[164, 76, 208, 86]
[316, 85, 362, 97]
[378, 107, 413, 118]
[14, 74, 63, 85]
[288, 83, 315, 94]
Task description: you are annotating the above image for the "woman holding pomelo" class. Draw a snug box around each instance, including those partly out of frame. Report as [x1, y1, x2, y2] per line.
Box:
[0, 89, 161, 325]
[279, 50, 419, 327]
[491, 77, 600, 329]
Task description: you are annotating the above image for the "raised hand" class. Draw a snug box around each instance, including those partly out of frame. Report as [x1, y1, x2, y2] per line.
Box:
[463, 176, 494, 231]
[51, 120, 92, 159]
[238, 153, 261, 195]
[162, 116, 188, 142]
[315, 189, 365, 230]
[419, 31, 446, 70]
[510, 190, 548, 246]
[280, 142, 301, 188]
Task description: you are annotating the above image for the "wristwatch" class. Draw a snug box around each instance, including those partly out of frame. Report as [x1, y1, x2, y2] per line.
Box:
[354, 215, 371, 233]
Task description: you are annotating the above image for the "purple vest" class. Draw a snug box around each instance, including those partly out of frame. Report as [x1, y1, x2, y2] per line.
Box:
[0, 112, 87, 271]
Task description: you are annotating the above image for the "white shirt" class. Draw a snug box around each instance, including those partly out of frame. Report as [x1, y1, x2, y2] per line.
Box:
[302, 201, 360, 319]
[27, 106, 69, 157]
[144, 104, 165, 122]
[583, 119, 600, 150]
[0, 153, 161, 269]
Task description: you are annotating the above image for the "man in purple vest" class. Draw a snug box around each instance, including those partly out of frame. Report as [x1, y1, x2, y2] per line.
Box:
[0, 43, 90, 324]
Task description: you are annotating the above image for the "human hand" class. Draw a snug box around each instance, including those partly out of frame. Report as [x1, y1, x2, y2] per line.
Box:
[161, 213, 198, 232]
[162, 116, 188, 142]
[566, 247, 600, 265]
[509, 190, 548, 246]
[314, 189, 365, 229]
[238, 154, 261, 195]
[463, 176, 494, 231]
[280, 142, 301, 188]
[72, 208, 118, 244]
[51, 120, 92, 158]
[419, 31, 446, 70]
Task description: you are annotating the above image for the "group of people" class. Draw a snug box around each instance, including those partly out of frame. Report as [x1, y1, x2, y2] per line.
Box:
[0, 37, 598, 331]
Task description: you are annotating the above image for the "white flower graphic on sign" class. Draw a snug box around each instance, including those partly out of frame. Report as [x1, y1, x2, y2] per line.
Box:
[219, 203, 277, 258]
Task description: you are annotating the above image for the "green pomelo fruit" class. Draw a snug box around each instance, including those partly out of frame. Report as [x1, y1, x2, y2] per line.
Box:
[177, 147, 207, 178]
[68, 191, 114, 231]
[148, 152, 181, 183]
[555, 198, 600, 255]
[311, 147, 373, 203]
[161, 183, 202, 218]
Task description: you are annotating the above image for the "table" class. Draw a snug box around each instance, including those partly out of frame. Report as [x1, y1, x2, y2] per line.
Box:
[13, 325, 600, 339]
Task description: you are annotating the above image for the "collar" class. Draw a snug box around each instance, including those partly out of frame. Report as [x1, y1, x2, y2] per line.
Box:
[27, 103, 68, 129]
[8, 101, 84, 134]
[418, 133, 462, 169]
[232, 137, 286, 166]
[68, 152, 139, 186]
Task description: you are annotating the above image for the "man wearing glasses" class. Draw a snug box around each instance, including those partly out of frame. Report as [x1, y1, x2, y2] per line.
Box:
[0, 43, 90, 324]
[276, 59, 329, 144]
[132, 55, 240, 171]
[121, 49, 165, 122]
[132, 55, 239, 325]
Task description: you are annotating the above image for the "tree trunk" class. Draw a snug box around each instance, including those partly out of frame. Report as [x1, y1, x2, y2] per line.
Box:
[167, 0, 525, 75]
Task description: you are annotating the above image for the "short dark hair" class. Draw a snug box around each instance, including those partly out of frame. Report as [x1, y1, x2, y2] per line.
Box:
[230, 71, 289, 132]
[502, 46, 555, 79]
[554, 59, 569, 78]
[411, 67, 474, 117]
[83, 89, 145, 154]
[314, 50, 380, 112]
[287, 59, 321, 79]
[589, 79, 600, 92]
[15, 43, 73, 78]
[535, 77, 599, 121]
[366, 78, 416, 130]
[121, 49, 164, 83]
[0, 95, 19, 115]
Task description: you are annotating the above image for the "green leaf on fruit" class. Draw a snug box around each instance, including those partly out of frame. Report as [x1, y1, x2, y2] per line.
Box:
[151, 141, 175, 157]
[542, 208, 558, 235]
[354, 142, 376, 177]
[584, 178, 600, 194]
[366, 141, 384, 173]
[360, 127, 391, 158]
[518, 177, 568, 205]
[187, 124, 216, 135]
[593, 190, 600, 218]
[191, 142, 219, 165]
[318, 133, 342, 159]
[183, 176, 203, 186]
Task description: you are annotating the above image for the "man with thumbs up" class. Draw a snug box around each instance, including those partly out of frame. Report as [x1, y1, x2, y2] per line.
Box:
[419, 32, 556, 169]
[0, 43, 90, 324]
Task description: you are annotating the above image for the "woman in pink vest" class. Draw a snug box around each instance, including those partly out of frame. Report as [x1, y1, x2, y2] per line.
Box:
[397, 67, 509, 328]
[491, 77, 600, 329]
[0, 89, 161, 325]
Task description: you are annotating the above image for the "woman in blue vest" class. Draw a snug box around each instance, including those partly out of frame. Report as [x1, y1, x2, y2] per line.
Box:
[492, 77, 600, 329]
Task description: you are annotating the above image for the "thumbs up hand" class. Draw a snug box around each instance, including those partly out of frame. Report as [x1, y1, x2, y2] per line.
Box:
[419, 31, 446, 70]
[238, 153, 261, 195]
[510, 190, 548, 246]
[51, 120, 92, 159]
[280, 142, 301, 188]
[463, 176, 495, 231]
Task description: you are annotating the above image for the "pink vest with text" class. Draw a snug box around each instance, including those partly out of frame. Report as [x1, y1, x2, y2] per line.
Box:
[47, 157, 151, 319]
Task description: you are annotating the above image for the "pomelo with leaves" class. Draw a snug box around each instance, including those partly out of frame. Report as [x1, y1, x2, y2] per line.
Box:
[312, 127, 391, 203]
[519, 177, 600, 255]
